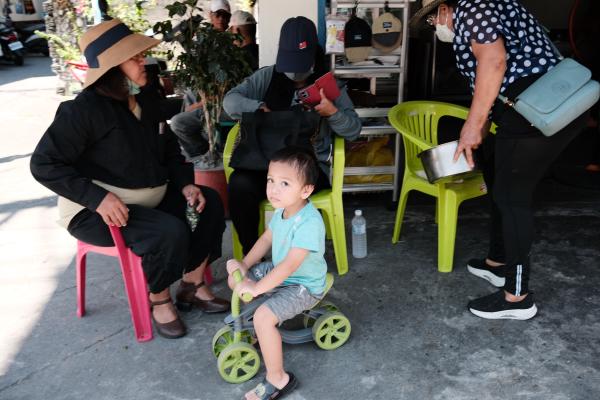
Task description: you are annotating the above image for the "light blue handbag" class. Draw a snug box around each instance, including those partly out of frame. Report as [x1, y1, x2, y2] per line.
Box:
[498, 58, 600, 137]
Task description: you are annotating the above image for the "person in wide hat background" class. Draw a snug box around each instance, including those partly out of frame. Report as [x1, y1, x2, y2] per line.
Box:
[30, 19, 230, 339]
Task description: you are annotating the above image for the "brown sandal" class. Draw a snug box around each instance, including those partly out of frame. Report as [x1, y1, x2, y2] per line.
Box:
[150, 298, 187, 339]
[175, 280, 230, 313]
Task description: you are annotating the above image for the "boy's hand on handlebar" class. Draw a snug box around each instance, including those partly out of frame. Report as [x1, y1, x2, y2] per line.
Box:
[235, 279, 258, 300]
[226, 259, 247, 275]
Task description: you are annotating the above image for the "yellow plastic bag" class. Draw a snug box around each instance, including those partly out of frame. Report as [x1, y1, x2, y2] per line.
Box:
[344, 137, 394, 184]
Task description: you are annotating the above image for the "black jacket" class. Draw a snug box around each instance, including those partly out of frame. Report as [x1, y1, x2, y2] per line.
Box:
[30, 88, 193, 211]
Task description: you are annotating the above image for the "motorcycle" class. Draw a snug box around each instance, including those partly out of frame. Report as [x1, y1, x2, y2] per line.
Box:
[0, 4, 25, 65]
[17, 22, 48, 56]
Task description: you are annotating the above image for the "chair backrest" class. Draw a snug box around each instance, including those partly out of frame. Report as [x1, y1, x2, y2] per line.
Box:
[388, 101, 479, 175]
[223, 123, 239, 182]
[222, 123, 345, 193]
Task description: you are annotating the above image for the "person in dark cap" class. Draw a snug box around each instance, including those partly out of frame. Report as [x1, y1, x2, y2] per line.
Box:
[223, 16, 362, 256]
[30, 19, 230, 340]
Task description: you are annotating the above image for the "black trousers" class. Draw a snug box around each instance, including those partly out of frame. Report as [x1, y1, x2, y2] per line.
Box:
[482, 75, 588, 296]
[228, 168, 331, 255]
[67, 185, 225, 294]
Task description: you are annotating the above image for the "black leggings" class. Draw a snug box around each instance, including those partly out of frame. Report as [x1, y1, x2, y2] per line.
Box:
[482, 75, 588, 296]
[67, 185, 225, 294]
[228, 168, 331, 254]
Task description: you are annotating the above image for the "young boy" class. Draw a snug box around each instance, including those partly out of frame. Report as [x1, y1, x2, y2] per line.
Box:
[226, 146, 327, 400]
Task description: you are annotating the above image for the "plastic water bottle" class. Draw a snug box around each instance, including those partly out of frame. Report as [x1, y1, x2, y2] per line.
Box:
[351, 209, 367, 258]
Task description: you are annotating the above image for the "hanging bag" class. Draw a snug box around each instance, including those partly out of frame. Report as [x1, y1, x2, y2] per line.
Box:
[230, 108, 321, 171]
[498, 58, 600, 137]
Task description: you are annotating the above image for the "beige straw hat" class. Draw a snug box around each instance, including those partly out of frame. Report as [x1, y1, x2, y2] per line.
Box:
[409, 0, 446, 27]
[78, 19, 161, 88]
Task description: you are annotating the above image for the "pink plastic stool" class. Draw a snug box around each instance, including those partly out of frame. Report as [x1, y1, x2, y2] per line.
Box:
[76, 226, 215, 342]
[76, 226, 153, 342]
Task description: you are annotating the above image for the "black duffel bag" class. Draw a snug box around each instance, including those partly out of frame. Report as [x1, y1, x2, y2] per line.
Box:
[229, 108, 321, 171]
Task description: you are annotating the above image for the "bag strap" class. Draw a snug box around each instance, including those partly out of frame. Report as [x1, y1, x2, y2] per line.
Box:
[496, 29, 563, 106]
[497, 94, 515, 107]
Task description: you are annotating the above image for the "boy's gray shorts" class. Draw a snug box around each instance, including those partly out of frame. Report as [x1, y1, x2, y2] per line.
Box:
[248, 261, 322, 325]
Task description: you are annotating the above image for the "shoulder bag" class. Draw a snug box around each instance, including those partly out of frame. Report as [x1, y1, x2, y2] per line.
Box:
[230, 108, 321, 171]
[498, 58, 599, 137]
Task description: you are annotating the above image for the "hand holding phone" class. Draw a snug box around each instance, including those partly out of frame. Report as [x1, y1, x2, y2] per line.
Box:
[298, 72, 341, 108]
[314, 88, 338, 117]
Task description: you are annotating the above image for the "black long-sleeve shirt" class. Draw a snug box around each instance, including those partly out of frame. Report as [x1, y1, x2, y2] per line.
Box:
[30, 88, 193, 211]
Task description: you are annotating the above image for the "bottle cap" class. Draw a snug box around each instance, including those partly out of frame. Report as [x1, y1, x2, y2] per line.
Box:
[355, 209, 362, 216]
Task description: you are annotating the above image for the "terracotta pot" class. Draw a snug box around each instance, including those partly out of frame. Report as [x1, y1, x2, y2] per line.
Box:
[194, 168, 229, 217]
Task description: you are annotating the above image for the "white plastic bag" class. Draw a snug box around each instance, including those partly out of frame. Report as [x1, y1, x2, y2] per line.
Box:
[326, 15, 347, 54]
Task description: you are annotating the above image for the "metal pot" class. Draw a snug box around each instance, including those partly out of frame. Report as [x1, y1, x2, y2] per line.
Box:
[418, 140, 479, 183]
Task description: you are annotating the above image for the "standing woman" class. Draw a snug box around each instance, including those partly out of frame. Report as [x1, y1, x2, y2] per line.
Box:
[411, 0, 588, 319]
[30, 19, 229, 339]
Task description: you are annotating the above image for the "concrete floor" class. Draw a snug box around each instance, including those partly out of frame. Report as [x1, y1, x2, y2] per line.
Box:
[1, 57, 600, 400]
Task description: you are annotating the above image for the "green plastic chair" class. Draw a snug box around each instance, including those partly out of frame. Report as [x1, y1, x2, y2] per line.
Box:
[223, 124, 349, 275]
[388, 101, 495, 272]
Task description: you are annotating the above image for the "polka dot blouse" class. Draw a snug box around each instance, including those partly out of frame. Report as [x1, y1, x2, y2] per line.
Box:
[453, 0, 560, 93]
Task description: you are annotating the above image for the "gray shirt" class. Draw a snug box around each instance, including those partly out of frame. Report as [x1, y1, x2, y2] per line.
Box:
[223, 65, 362, 168]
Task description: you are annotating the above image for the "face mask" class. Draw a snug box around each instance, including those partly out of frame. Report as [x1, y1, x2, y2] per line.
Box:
[126, 78, 141, 95]
[435, 8, 455, 43]
[284, 70, 313, 82]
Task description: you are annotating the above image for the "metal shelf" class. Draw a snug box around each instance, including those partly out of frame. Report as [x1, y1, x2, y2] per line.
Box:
[330, 0, 411, 200]
[333, 66, 402, 75]
[345, 166, 396, 175]
[342, 183, 395, 193]
[360, 125, 398, 136]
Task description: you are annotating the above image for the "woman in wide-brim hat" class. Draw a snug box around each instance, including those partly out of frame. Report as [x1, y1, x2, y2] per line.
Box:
[410, 0, 589, 321]
[30, 19, 230, 340]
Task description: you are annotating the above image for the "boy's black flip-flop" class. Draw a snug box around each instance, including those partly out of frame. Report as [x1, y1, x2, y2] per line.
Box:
[243, 372, 298, 400]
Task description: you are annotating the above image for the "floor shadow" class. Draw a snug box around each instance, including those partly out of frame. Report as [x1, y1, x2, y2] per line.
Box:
[0, 193, 599, 399]
[0, 56, 54, 86]
[0, 153, 32, 164]
[0, 195, 56, 226]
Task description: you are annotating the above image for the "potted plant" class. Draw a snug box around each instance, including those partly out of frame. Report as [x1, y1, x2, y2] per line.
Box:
[153, 0, 252, 169]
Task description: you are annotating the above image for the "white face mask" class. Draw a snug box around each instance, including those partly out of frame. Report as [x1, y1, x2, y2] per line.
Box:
[284, 69, 313, 82]
[435, 8, 455, 43]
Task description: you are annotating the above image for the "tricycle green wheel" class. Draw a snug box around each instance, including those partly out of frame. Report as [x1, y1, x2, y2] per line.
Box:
[312, 311, 351, 350]
[212, 326, 254, 358]
[217, 342, 260, 383]
[303, 301, 340, 328]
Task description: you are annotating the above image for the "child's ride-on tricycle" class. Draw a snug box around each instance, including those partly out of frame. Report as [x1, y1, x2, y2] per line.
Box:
[212, 270, 351, 383]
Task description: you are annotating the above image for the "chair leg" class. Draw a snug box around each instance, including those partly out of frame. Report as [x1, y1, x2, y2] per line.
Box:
[392, 186, 411, 243]
[321, 209, 333, 240]
[204, 264, 213, 286]
[76, 251, 87, 318]
[231, 226, 244, 260]
[258, 207, 266, 236]
[330, 196, 348, 275]
[437, 189, 459, 273]
[120, 252, 153, 342]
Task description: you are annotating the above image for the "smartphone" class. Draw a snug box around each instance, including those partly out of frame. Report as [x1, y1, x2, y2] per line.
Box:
[298, 72, 341, 108]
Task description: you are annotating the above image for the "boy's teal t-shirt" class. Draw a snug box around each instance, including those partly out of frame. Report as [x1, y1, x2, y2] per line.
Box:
[268, 201, 327, 294]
